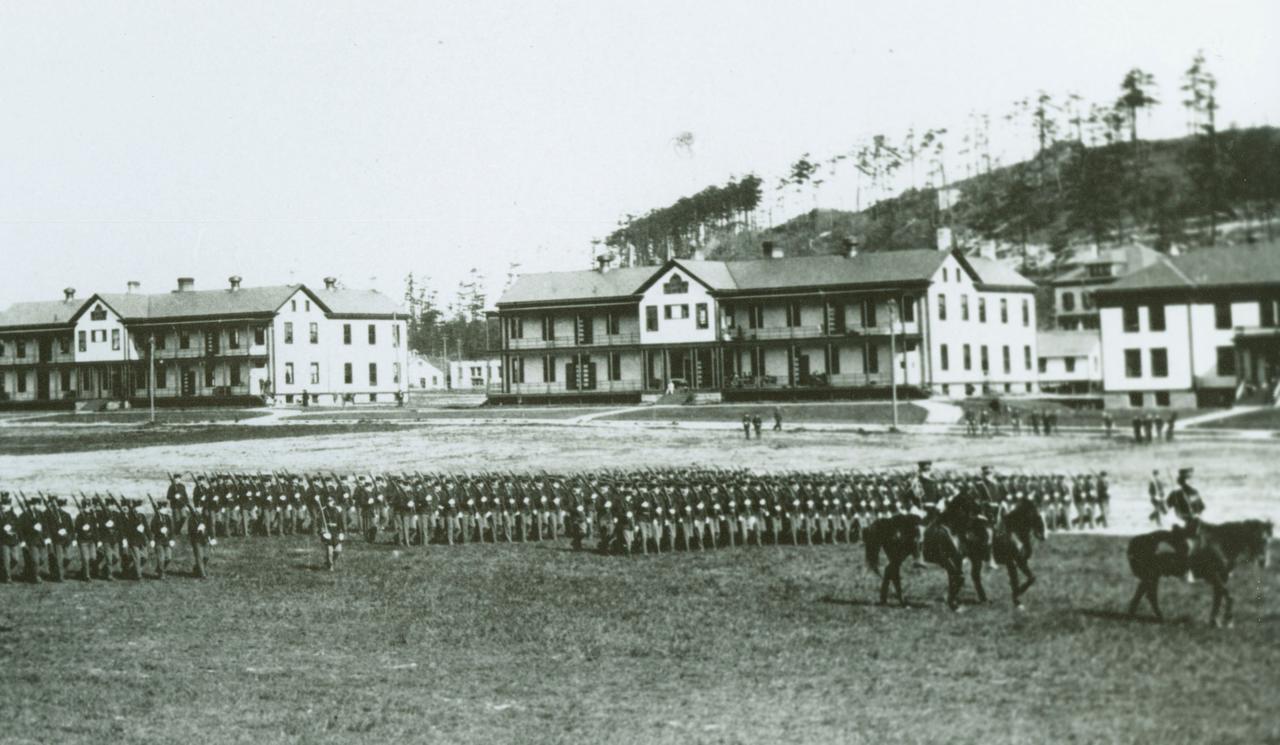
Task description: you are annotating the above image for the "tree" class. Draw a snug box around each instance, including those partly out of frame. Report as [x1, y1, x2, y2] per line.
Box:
[1116, 68, 1159, 144]
[1182, 50, 1221, 243]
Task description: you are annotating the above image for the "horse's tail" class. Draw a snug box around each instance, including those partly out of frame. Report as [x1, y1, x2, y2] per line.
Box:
[865, 524, 882, 576]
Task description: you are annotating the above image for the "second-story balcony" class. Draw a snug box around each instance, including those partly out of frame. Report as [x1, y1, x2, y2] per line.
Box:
[504, 332, 641, 351]
[723, 323, 919, 343]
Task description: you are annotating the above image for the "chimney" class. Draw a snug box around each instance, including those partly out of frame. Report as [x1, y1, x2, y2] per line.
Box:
[63, 287, 76, 302]
[691, 248, 706, 261]
[228, 275, 242, 291]
[935, 227, 954, 252]
[842, 237, 860, 259]
[762, 241, 784, 259]
[594, 255, 613, 273]
[126, 281, 140, 294]
[176, 277, 195, 292]
[323, 276, 338, 290]
[979, 242, 997, 261]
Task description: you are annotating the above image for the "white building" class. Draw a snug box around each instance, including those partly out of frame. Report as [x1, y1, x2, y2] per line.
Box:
[1037, 330, 1102, 393]
[1050, 244, 1162, 330]
[491, 244, 1040, 403]
[1095, 242, 1280, 409]
[408, 354, 449, 390]
[448, 359, 502, 390]
[0, 276, 409, 408]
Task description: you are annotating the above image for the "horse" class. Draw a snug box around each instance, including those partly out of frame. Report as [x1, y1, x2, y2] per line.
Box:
[992, 498, 1046, 609]
[922, 494, 993, 611]
[1127, 519, 1272, 627]
[863, 513, 923, 607]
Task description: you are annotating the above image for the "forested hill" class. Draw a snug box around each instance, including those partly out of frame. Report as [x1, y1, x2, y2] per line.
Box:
[604, 126, 1280, 271]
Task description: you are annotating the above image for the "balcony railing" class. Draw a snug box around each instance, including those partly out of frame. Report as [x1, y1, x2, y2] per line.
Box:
[149, 346, 269, 360]
[722, 324, 919, 342]
[489, 380, 644, 395]
[723, 372, 893, 389]
[505, 332, 640, 350]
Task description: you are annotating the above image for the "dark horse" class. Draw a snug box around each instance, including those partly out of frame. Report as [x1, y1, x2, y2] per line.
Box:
[992, 499, 1047, 609]
[1127, 519, 1272, 626]
[922, 494, 993, 611]
[864, 513, 924, 606]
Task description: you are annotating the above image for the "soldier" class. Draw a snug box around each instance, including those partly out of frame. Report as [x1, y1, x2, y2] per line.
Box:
[751, 414, 763, 439]
[0, 492, 20, 583]
[47, 496, 74, 582]
[16, 495, 49, 583]
[123, 499, 151, 580]
[72, 498, 98, 581]
[151, 498, 177, 579]
[1166, 467, 1205, 583]
[316, 495, 345, 571]
[97, 498, 122, 580]
[188, 503, 215, 579]
[166, 474, 190, 532]
[741, 414, 751, 440]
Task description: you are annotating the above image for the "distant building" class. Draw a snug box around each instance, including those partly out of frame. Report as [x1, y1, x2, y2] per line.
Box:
[1096, 242, 1280, 408]
[408, 354, 448, 390]
[0, 276, 408, 408]
[1051, 244, 1163, 330]
[491, 244, 1040, 403]
[1036, 330, 1101, 394]
[448, 359, 502, 391]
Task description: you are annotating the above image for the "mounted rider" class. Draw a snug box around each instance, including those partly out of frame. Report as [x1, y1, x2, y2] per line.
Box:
[1165, 467, 1205, 582]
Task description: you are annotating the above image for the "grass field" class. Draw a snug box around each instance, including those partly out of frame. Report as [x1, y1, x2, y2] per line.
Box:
[0, 422, 410, 456]
[1201, 408, 1280, 430]
[21, 409, 270, 425]
[958, 398, 1205, 429]
[598, 402, 930, 426]
[2, 533, 1276, 744]
[289, 406, 607, 422]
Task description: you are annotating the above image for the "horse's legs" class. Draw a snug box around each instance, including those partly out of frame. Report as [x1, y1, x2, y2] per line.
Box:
[891, 560, 906, 607]
[1016, 554, 1036, 597]
[878, 566, 892, 606]
[1148, 578, 1163, 621]
[946, 566, 961, 611]
[1127, 580, 1147, 617]
[1007, 562, 1022, 606]
[970, 560, 988, 604]
[1223, 578, 1234, 628]
[1209, 578, 1223, 627]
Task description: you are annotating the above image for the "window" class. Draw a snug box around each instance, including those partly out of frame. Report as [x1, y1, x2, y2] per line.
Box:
[471, 366, 482, 377]
[978, 298, 987, 323]
[291, 300, 297, 312]
[696, 303, 709, 329]
[1122, 305, 1139, 332]
[343, 324, 352, 345]
[938, 294, 947, 321]
[1149, 304, 1166, 332]
[111, 329, 120, 350]
[980, 346, 990, 373]
[16, 340, 26, 358]
[1262, 300, 1279, 328]
[205, 365, 215, 387]
[1038, 358, 1048, 374]
[284, 363, 294, 385]
[543, 355, 557, 383]
[1124, 349, 1142, 378]
[1088, 264, 1113, 278]
[228, 329, 239, 350]
[78, 331, 86, 352]
[865, 344, 879, 374]
[1022, 298, 1030, 327]
[961, 294, 970, 321]
[606, 312, 621, 335]
[60, 369, 71, 390]
[305, 300, 311, 312]
[1082, 292, 1095, 310]
[1065, 358, 1077, 373]
[310, 362, 320, 385]
[1216, 346, 1236, 376]
[940, 344, 949, 371]
[154, 333, 166, 350]
[367, 325, 377, 344]
[942, 268, 949, 282]
[646, 306, 659, 332]
[254, 326, 266, 345]
[157, 366, 167, 389]
[309, 322, 319, 344]
[1024, 346, 1032, 370]
[901, 296, 915, 323]
[90, 304, 107, 321]
[830, 348, 841, 374]
[1128, 392, 1144, 407]
[1155, 391, 1171, 407]
[963, 344, 972, 371]
[511, 357, 525, 384]
[662, 274, 689, 294]
[541, 316, 554, 341]
[59, 336, 70, 354]
[608, 352, 622, 381]
[862, 300, 877, 328]
[392, 325, 401, 348]
[664, 304, 689, 320]
[1146, 348, 1168, 378]
[17, 371, 26, 393]
[284, 322, 293, 344]
[231, 364, 242, 387]
[393, 362, 401, 384]
[368, 363, 378, 385]
[1214, 302, 1232, 330]
[1062, 292, 1075, 312]
[343, 363, 353, 384]
[508, 317, 524, 339]
[999, 298, 1008, 324]
[747, 305, 763, 329]
[785, 303, 802, 328]
[1002, 345, 1011, 373]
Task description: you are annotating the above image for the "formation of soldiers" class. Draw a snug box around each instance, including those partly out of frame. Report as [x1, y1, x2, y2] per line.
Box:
[1, 464, 1112, 581]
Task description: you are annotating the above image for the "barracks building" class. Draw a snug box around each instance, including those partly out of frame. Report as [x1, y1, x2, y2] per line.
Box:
[0, 276, 408, 409]
[491, 244, 1040, 404]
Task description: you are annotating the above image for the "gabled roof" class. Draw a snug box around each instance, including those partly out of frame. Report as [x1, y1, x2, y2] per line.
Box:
[1098, 241, 1280, 294]
[497, 249, 1003, 307]
[0, 297, 89, 330]
[313, 287, 406, 317]
[1037, 330, 1099, 358]
[1052, 244, 1163, 285]
[94, 285, 303, 322]
[967, 256, 1037, 289]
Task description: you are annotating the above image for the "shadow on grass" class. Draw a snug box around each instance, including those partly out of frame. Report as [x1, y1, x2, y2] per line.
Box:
[1080, 608, 1182, 625]
[817, 594, 931, 609]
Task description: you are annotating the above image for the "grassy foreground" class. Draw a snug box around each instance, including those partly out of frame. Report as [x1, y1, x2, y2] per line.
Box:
[2, 534, 1276, 745]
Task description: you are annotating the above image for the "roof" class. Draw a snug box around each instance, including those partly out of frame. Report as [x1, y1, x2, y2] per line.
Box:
[313, 287, 406, 317]
[411, 354, 449, 372]
[1099, 242, 1280, 294]
[1037, 330, 1099, 358]
[966, 256, 1037, 289]
[0, 297, 88, 330]
[1052, 244, 1163, 285]
[498, 249, 1001, 306]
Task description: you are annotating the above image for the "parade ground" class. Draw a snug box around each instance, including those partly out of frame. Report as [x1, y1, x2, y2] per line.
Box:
[2, 414, 1278, 744]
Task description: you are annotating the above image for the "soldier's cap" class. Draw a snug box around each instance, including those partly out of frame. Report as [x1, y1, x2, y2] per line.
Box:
[981, 465, 994, 474]
[1178, 467, 1194, 479]
[918, 460, 932, 470]
[171, 473, 182, 479]
[55, 497, 68, 505]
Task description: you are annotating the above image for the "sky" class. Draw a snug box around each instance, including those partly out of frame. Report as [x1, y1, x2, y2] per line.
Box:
[1, 0, 1277, 307]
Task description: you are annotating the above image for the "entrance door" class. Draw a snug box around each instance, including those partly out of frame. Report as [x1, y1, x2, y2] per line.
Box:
[181, 368, 196, 396]
[797, 354, 811, 385]
[38, 338, 53, 363]
[36, 370, 50, 400]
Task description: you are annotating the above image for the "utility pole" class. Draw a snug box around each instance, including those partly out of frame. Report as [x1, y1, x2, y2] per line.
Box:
[889, 299, 899, 431]
[148, 335, 156, 425]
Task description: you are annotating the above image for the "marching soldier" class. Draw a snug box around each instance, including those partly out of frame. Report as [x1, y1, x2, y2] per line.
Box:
[73, 498, 98, 581]
[188, 502, 215, 579]
[17, 496, 50, 583]
[317, 495, 345, 571]
[47, 497, 74, 582]
[167, 474, 190, 532]
[151, 498, 177, 578]
[1, 492, 20, 583]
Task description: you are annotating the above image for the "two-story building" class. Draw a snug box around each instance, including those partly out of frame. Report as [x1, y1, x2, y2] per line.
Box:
[490, 245, 1039, 403]
[1095, 242, 1280, 408]
[0, 276, 408, 408]
[1051, 244, 1163, 330]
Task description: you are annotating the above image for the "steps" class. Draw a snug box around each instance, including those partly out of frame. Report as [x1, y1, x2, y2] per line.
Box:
[653, 391, 694, 406]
